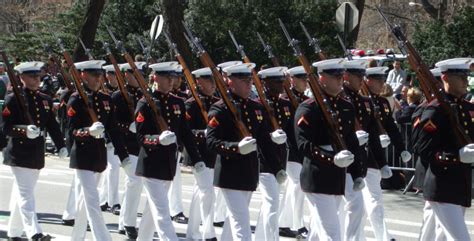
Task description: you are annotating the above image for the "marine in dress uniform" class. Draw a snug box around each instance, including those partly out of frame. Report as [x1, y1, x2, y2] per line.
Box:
[413, 68, 445, 241]
[67, 60, 126, 241]
[254, 66, 289, 241]
[3, 61, 67, 241]
[111, 62, 144, 239]
[278, 65, 310, 238]
[98, 64, 123, 214]
[185, 67, 220, 241]
[417, 58, 474, 241]
[364, 66, 412, 241]
[213, 60, 242, 226]
[206, 63, 281, 241]
[294, 59, 362, 240]
[341, 59, 384, 241]
[168, 63, 190, 224]
[135, 62, 202, 241]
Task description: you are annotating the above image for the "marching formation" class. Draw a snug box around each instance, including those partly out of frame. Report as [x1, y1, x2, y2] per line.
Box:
[0, 13, 473, 241]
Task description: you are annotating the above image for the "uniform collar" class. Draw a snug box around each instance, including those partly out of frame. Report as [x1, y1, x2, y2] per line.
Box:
[291, 87, 306, 98]
[230, 91, 248, 104]
[446, 93, 465, 104]
[153, 90, 169, 100]
[23, 87, 37, 96]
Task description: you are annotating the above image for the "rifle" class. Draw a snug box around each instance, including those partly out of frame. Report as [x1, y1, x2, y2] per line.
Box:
[39, 39, 74, 90]
[78, 38, 94, 60]
[377, 6, 471, 146]
[279, 19, 347, 152]
[256, 32, 298, 110]
[228, 30, 279, 130]
[102, 41, 135, 119]
[106, 26, 168, 133]
[0, 49, 33, 124]
[335, 34, 387, 135]
[55, 38, 98, 122]
[182, 21, 250, 138]
[145, 15, 164, 65]
[300, 22, 327, 60]
[164, 32, 209, 123]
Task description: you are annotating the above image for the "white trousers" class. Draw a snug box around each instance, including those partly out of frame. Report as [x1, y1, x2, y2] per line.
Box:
[62, 173, 80, 220]
[214, 188, 228, 223]
[168, 152, 184, 216]
[220, 188, 253, 241]
[255, 173, 280, 241]
[305, 193, 342, 241]
[71, 169, 112, 241]
[7, 166, 41, 238]
[419, 201, 444, 241]
[186, 167, 216, 240]
[430, 201, 470, 241]
[361, 168, 391, 241]
[137, 178, 178, 241]
[118, 155, 143, 230]
[341, 174, 365, 241]
[278, 162, 305, 230]
[99, 147, 121, 206]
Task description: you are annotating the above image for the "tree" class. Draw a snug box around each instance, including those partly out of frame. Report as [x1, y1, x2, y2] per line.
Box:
[73, 0, 105, 61]
[412, 6, 473, 67]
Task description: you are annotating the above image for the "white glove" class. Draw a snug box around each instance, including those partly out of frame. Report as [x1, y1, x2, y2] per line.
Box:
[400, 150, 412, 163]
[238, 136, 257, 155]
[58, 147, 68, 159]
[334, 150, 354, 168]
[270, 129, 287, 145]
[120, 157, 130, 167]
[380, 165, 393, 179]
[194, 161, 206, 173]
[158, 130, 176, 146]
[356, 130, 369, 146]
[379, 134, 391, 148]
[106, 142, 114, 151]
[26, 125, 41, 139]
[128, 122, 136, 133]
[353, 177, 365, 191]
[276, 169, 288, 184]
[89, 122, 105, 136]
[459, 143, 474, 164]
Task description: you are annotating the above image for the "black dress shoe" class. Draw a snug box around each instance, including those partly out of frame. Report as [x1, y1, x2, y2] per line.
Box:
[124, 226, 138, 239]
[61, 219, 75, 226]
[279, 227, 297, 238]
[111, 204, 121, 215]
[100, 202, 110, 212]
[205, 238, 218, 241]
[296, 227, 308, 239]
[171, 212, 188, 224]
[31, 233, 52, 241]
[213, 221, 224, 227]
[8, 237, 22, 241]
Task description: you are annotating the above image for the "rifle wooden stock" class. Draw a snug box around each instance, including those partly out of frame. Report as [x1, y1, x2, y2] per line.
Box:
[60, 49, 98, 123]
[298, 55, 347, 151]
[177, 55, 209, 123]
[0, 51, 33, 124]
[199, 51, 250, 138]
[121, 53, 168, 133]
[105, 52, 135, 119]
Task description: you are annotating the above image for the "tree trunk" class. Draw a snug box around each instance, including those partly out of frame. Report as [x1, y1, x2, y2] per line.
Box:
[73, 0, 105, 61]
[350, 0, 365, 48]
[160, 0, 194, 69]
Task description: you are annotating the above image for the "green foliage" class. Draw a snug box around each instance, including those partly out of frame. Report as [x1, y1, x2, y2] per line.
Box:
[185, 0, 342, 67]
[412, 6, 473, 67]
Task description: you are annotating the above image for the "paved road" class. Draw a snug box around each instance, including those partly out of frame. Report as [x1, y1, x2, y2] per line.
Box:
[0, 154, 473, 240]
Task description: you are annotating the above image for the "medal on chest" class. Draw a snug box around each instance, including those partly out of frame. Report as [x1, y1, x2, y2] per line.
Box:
[255, 109, 263, 121]
[42, 100, 50, 111]
[102, 100, 111, 111]
[173, 104, 181, 115]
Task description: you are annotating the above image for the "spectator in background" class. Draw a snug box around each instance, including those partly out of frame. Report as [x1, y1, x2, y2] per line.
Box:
[381, 83, 401, 119]
[387, 60, 408, 95]
[0, 62, 9, 100]
[396, 87, 422, 126]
